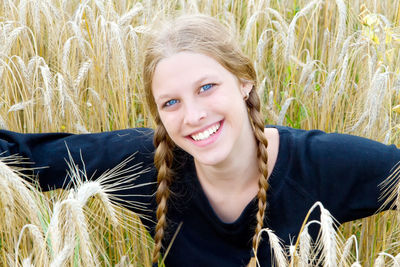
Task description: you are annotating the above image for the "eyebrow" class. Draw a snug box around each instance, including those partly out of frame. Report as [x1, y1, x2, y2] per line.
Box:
[156, 94, 175, 102]
[155, 74, 219, 101]
[192, 74, 218, 86]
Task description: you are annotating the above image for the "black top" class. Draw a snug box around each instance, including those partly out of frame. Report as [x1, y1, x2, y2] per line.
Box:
[0, 126, 399, 266]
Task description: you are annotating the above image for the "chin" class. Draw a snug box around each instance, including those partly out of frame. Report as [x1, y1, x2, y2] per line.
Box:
[191, 150, 229, 167]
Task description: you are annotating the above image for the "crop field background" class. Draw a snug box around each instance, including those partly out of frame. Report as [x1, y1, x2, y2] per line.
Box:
[1, 0, 400, 266]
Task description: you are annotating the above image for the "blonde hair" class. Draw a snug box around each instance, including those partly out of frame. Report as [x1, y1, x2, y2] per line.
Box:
[143, 14, 269, 264]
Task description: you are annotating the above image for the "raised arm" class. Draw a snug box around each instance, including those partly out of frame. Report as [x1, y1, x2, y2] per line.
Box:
[290, 128, 400, 223]
[0, 128, 157, 202]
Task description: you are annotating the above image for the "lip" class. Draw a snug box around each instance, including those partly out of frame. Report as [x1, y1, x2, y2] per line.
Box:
[187, 121, 222, 136]
[186, 120, 224, 147]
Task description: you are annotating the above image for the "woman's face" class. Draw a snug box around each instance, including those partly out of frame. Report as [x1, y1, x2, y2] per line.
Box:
[151, 51, 254, 167]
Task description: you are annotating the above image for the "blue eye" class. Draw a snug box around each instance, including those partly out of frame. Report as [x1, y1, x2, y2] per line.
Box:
[200, 83, 214, 92]
[164, 99, 179, 107]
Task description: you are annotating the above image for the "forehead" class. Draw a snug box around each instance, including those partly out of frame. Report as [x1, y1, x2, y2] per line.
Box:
[151, 52, 235, 96]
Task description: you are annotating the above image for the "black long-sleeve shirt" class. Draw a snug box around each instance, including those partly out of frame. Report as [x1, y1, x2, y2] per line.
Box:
[0, 126, 399, 266]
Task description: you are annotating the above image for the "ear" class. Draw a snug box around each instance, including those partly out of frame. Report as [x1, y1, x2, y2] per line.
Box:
[240, 80, 254, 99]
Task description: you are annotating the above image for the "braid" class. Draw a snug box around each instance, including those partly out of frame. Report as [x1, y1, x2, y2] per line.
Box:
[152, 117, 175, 264]
[246, 89, 269, 255]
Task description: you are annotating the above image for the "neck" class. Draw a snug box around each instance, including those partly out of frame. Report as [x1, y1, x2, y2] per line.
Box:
[194, 131, 260, 193]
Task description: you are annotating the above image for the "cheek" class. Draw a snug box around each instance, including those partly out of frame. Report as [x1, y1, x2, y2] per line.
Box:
[159, 113, 180, 137]
[218, 92, 247, 114]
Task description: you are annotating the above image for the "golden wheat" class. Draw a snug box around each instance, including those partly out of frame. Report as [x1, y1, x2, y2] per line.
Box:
[2, 0, 400, 266]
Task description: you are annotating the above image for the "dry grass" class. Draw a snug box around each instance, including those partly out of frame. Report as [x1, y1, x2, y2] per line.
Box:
[2, 0, 400, 266]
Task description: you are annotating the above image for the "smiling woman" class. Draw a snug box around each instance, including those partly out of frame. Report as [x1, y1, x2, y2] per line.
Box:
[1, 13, 400, 267]
[143, 15, 273, 264]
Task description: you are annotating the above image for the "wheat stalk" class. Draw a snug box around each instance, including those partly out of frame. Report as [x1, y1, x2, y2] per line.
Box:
[339, 235, 358, 267]
[277, 97, 295, 125]
[49, 244, 74, 267]
[319, 205, 337, 267]
[256, 228, 288, 267]
[39, 64, 53, 124]
[73, 59, 92, 90]
[5, 26, 27, 56]
[118, 3, 144, 26]
[16, 224, 48, 266]
[109, 21, 129, 75]
[318, 69, 337, 108]
[0, 171, 16, 231]
[243, 11, 263, 46]
[334, 0, 347, 50]
[298, 222, 313, 267]
[285, 0, 322, 62]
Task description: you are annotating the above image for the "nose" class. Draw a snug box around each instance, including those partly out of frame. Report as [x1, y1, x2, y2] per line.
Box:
[183, 101, 207, 125]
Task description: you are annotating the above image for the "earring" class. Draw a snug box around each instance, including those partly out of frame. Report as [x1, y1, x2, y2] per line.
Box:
[244, 92, 249, 101]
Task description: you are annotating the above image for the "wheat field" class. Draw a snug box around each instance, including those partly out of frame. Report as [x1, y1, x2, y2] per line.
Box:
[1, 0, 400, 266]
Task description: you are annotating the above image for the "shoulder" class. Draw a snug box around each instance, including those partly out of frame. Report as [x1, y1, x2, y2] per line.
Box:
[266, 125, 399, 164]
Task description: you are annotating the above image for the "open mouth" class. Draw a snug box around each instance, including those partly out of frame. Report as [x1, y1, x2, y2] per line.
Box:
[190, 121, 221, 141]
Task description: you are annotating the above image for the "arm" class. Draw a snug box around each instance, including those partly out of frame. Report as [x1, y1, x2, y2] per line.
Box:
[0, 128, 157, 217]
[289, 128, 400, 223]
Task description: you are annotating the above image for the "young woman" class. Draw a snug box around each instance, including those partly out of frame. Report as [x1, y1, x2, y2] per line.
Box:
[1, 14, 400, 266]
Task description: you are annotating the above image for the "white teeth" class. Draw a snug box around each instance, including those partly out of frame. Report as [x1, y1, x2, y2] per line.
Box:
[191, 123, 220, 141]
